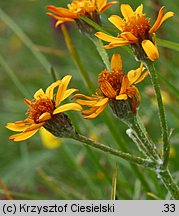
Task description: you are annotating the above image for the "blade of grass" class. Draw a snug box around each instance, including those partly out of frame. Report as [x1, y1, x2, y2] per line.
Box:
[0, 189, 45, 200]
[62, 143, 103, 199]
[0, 8, 51, 74]
[157, 72, 179, 99]
[111, 163, 117, 200]
[38, 169, 70, 199]
[0, 55, 30, 98]
[157, 38, 179, 52]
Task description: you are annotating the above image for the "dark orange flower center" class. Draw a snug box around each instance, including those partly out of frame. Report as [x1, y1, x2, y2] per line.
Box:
[98, 70, 124, 96]
[27, 98, 54, 123]
[122, 15, 150, 39]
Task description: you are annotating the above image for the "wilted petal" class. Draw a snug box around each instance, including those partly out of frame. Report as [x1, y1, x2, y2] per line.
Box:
[120, 76, 130, 94]
[99, 80, 116, 98]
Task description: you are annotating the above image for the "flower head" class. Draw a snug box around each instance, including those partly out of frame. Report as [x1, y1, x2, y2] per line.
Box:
[6, 75, 82, 142]
[47, 0, 118, 33]
[96, 4, 174, 61]
[73, 54, 148, 119]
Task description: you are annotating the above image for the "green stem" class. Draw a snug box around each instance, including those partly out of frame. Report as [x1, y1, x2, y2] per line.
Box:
[79, 15, 111, 35]
[129, 116, 160, 161]
[144, 61, 169, 169]
[72, 132, 157, 169]
[157, 169, 179, 199]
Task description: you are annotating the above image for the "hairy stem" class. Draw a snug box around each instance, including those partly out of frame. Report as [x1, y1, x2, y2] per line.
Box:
[71, 132, 157, 169]
[157, 169, 179, 199]
[144, 60, 169, 169]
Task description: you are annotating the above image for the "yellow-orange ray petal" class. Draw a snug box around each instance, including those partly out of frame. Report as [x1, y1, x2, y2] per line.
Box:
[99, 80, 116, 98]
[94, 97, 109, 106]
[6, 122, 30, 132]
[149, 6, 165, 34]
[116, 94, 128, 100]
[75, 99, 97, 106]
[9, 129, 39, 142]
[111, 53, 123, 72]
[96, 0, 107, 11]
[55, 18, 75, 27]
[127, 65, 143, 85]
[53, 103, 82, 114]
[47, 6, 76, 18]
[121, 4, 134, 20]
[127, 86, 137, 98]
[95, 32, 126, 43]
[135, 4, 143, 14]
[72, 93, 100, 101]
[45, 80, 61, 100]
[84, 103, 107, 119]
[82, 106, 99, 115]
[142, 40, 159, 61]
[108, 15, 124, 31]
[24, 123, 45, 132]
[38, 112, 52, 122]
[99, 1, 118, 13]
[133, 86, 141, 105]
[134, 71, 149, 84]
[103, 41, 131, 49]
[120, 76, 130, 94]
[34, 88, 46, 99]
[39, 128, 60, 149]
[55, 75, 72, 107]
[120, 32, 138, 42]
[62, 88, 78, 101]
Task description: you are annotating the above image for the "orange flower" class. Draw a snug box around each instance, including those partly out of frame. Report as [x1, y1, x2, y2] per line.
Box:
[6, 75, 82, 142]
[47, 0, 118, 27]
[73, 54, 148, 119]
[96, 4, 174, 61]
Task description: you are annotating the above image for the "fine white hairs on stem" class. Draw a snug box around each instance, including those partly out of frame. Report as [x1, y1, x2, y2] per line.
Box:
[126, 128, 135, 139]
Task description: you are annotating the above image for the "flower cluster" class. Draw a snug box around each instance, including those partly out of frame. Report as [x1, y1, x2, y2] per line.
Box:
[6, 1, 174, 142]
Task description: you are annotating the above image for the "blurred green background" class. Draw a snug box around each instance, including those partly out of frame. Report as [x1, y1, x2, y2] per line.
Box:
[0, 0, 179, 199]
